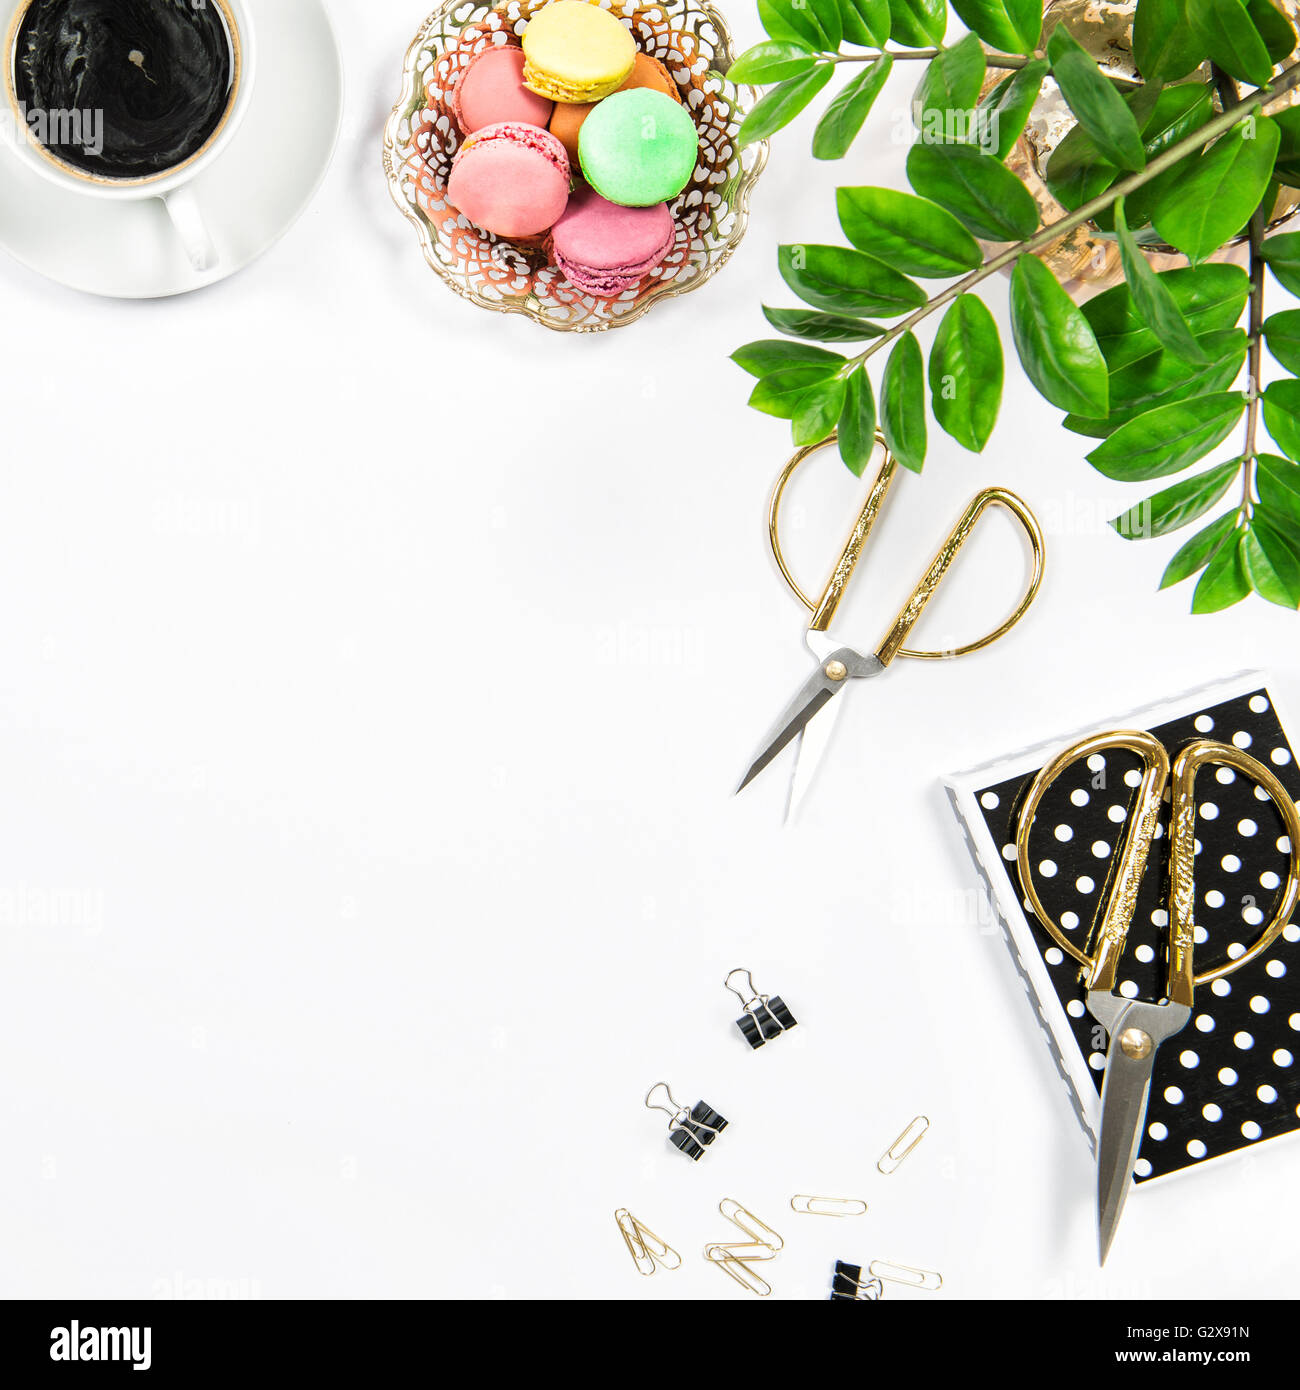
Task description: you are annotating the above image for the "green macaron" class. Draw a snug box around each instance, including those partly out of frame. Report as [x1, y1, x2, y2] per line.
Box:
[578, 88, 699, 207]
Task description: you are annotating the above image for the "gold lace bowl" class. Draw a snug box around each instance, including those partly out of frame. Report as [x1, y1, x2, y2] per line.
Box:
[382, 0, 768, 333]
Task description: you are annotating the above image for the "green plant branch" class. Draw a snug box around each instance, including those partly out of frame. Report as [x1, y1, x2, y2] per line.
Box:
[823, 47, 1034, 69]
[1241, 199, 1269, 518]
[842, 57, 1300, 374]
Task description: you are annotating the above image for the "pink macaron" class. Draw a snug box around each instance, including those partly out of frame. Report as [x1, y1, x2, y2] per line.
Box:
[550, 187, 675, 298]
[450, 45, 554, 135]
[447, 122, 571, 239]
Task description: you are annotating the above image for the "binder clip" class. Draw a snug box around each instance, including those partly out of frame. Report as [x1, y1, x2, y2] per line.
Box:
[724, 968, 797, 1049]
[831, 1262, 883, 1301]
[705, 1199, 783, 1297]
[645, 1082, 728, 1161]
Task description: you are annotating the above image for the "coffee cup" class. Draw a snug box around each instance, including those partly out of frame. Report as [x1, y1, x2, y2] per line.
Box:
[2, 0, 256, 271]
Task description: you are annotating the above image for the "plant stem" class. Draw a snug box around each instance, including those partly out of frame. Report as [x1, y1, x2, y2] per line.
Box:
[849, 58, 1300, 370]
[826, 48, 1032, 69]
[1241, 201, 1269, 518]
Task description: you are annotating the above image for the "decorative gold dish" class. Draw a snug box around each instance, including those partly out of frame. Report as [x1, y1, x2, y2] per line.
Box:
[382, 0, 768, 332]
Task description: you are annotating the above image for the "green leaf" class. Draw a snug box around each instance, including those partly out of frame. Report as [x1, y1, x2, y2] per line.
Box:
[1261, 231, 1300, 295]
[1263, 378, 1300, 458]
[1242, 518, 1300, 606]
[1085, 393, 1245, 480]
[928, 294, 1003, 452]
[1009, 256, 1109, 416]
[1044, 123, 1119, 211]
[1257, 452, 1300, 525]
[1110, 460, 1240, 538]
[906, 142, 1039, 240]
[1046, 23, 1146, 172]
[762, 305, 887, 341]
[1134, 0, 1207, 81]
[840, 0, 892, 46]
[749, 363, 844, 417]
[888, 0, 947, 47]
[732, 339, 849, 376]
[1186, 0, 1275, 88]
[1247, 0, 1298, 62]
[1193, 531, 1251, 611]
[913, 33, 986, 134]
[976, 60, 1048, 160]
[1151, 117, 1281, 263]
[738, 64, 835, 147]
[1160, 512, 1239, 587]
[728, 41, 819, 84]
[792, 375, 848, 446]
[778, 244, 928, 315]
[813, 55, 893, 160]
[836, 186, 982, 275]
[949, 0, 1040, 53]
[1113, 198, 1208, 364]
[1122, 82, 1217, 226]
[758, 0, 832, 48]
[1064, 329, 1247, 435]
[1083, 264, 1250, 370]
[839, 369, 879, 475]
[809, 0, 845, 49]
[1264, 310, 1300, 373]
[881, 332, 928, 472]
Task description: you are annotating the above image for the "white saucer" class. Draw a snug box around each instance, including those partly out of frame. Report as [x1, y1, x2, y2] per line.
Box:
[0, 0, 343, 298]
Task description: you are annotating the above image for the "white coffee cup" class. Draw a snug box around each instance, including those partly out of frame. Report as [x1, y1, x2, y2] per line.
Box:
[2, 0, 256, 271]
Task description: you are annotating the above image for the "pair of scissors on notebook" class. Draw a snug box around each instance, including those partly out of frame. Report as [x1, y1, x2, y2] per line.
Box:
[736, 436, 1046, 820]
[1016, 731, 1300, 1263]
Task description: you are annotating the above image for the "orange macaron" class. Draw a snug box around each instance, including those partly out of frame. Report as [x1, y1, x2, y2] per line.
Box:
[549, 52, 680, 168]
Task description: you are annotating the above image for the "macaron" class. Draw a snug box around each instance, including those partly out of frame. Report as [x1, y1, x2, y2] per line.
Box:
[448, 122, 571, 239]
[522, 1, 636, 104]
[549, 51, 681, 167]
[551, 187, 675, 297]
[451, 45, 554, 135]
[578, 87, 699, 207]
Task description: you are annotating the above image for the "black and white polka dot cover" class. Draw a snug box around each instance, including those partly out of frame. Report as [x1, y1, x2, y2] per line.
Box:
[945, 672, 1300, 1185]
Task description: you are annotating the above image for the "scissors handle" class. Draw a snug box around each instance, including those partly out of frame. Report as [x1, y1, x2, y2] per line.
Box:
[875, 486, 1046, 667]
[1017, 733, 1300, 1008]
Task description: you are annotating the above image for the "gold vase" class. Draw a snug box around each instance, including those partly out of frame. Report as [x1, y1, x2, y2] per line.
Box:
[997, 0, 1300, 301]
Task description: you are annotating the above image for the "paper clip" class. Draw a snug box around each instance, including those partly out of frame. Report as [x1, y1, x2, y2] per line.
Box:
[869, 1259, 943, 1292]
[831, 1262, 883, 1300]
[645, 1082, 728, 1162]
[724, 968, 798, 1049]
[791, 1195, 868, 1217]
[615, 1209, 681, 1277]
[704, 1199, 783, 1296]
[877, 1115, 930, 1174]
[707, 1246, 773, 1297]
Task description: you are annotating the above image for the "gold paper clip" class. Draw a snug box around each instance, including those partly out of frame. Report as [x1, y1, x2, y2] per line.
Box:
[615, 1209, 680, 1277]
[869, 1259, 943, 1292]
[877, 1115, 930, 1174]
[791, 1195, 868, 1217]
[706, 1246, 773, 1297]
[704, 1199, 783, 1296]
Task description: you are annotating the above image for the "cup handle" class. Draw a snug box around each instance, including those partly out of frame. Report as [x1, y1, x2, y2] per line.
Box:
[161, 186, 218, 272]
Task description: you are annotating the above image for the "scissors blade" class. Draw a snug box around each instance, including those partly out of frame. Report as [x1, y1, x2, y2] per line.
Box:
[1091, 996, 1192, 1265]
[735, 647, 880, 797]
[786, 696, 846, 823]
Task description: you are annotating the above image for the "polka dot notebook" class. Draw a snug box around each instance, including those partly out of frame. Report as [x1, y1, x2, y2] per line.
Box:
[945, 673, 1300, 1184]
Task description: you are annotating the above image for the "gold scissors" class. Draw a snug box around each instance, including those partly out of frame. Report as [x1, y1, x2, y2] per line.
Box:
[1016, 731, 1300, 1263]
[736, 436, 1046, 820]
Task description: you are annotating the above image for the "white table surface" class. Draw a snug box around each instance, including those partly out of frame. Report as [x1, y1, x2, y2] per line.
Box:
[2, 0, 1298, 1301]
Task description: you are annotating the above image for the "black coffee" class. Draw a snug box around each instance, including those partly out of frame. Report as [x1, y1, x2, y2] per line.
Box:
[12, 0, 235, 180]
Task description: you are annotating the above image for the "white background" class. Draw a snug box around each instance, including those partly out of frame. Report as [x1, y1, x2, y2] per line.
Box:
[1, 0, 1298, 1301]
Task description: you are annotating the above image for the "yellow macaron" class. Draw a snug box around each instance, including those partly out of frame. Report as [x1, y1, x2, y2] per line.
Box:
[522, 2, 637, 104]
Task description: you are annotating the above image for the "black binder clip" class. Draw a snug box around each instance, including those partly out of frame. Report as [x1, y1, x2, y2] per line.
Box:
[645, 1082, 728, 1161]
[831, 1262, 882, 1301]
[725, 968, 797, 1049]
